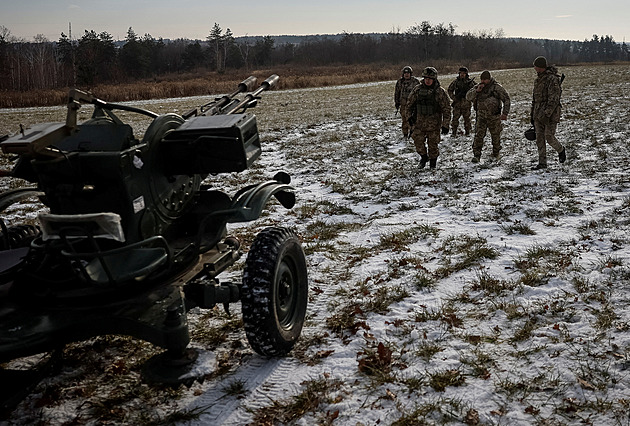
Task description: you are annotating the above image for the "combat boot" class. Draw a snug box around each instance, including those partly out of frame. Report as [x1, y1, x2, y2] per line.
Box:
[429, 158, 437, 169]
[558, 147, 566, 163]
[419, 154, 429, 169]
[533, 163, 547, 170]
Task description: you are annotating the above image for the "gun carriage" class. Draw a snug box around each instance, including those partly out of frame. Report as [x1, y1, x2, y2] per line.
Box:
[0, 75, 307, 411]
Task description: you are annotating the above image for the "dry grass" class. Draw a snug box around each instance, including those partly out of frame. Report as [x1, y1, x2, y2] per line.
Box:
[0, 61, 528, 108]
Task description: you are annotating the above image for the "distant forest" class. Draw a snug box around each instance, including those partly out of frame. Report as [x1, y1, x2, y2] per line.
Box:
[1, 22, 628, 92]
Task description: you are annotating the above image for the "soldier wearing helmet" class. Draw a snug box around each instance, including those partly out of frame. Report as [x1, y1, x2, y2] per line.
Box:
[466, 70, 511, 163]
[394, 66, 420, 138]
[404, 67, 452, 169]
[447, 66, 475, 137]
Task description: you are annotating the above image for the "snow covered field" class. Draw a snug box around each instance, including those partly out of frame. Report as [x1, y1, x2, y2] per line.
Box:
[2, 63, 630, 425]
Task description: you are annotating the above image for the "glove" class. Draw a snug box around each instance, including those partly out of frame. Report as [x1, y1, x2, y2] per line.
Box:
[441, 127, 449, 134]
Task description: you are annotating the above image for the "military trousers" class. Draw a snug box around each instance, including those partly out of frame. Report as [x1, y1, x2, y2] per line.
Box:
[411, 127, 441, 159]
[472, 114, 502, 158]
[451, 104, 472, 135]
[534, 119, 563, 166]
[400, 99, 411, 137]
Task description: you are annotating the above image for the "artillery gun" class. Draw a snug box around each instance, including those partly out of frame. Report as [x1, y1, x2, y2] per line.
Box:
[0, 75, 308, 411]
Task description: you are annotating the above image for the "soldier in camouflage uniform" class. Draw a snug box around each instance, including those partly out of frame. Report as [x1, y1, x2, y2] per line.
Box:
[531, 56, 566, 169]
[447, 67, 475, 137]
[466, 70, 510, 163]
[405, 67, 452, 169]
[394, 66, 421, 138]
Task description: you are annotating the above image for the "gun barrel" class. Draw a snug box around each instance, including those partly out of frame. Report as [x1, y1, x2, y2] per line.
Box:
[225, 75, 279, 115]
[260, 74, 279, 92]
[186, 76, 259, 118]
[237, 76, 258, 94]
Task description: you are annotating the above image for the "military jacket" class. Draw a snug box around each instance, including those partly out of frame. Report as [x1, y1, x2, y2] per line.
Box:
[532, 66, 562, 123]
[448, 76, 475, 106]
[405, 80, 452, 129]
[466, 78, 511, 118]
[394, 76, 421, 108]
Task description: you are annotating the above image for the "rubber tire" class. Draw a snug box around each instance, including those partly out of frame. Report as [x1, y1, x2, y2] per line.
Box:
[242, 227, 308, 356]
[0, 224, 40, 250]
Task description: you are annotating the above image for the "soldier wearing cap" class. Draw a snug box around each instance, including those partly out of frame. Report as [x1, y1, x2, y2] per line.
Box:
[404, 67, 452, 169]
[394, 66, 421, 138]
[447, 66, 475, 137]
[466, 70, 511, 163]
[531, 56, 566, 169]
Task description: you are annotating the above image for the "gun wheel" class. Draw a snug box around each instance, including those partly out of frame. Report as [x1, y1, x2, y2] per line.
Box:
[241, 227, 307, 356]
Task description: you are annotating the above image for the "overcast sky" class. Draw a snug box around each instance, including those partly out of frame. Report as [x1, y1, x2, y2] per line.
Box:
[2, 0, 627, 43]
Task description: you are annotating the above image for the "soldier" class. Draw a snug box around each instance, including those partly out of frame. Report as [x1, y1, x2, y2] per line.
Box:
[531, 56, 566, 169]
[466, 70, 510, 163]
[405, 67, 452, 169]
[394, 66, 421, 138]
[447, 66, 475, 137]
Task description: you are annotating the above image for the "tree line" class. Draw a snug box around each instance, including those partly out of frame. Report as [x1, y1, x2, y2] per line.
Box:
[1, 22, 628, 92]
